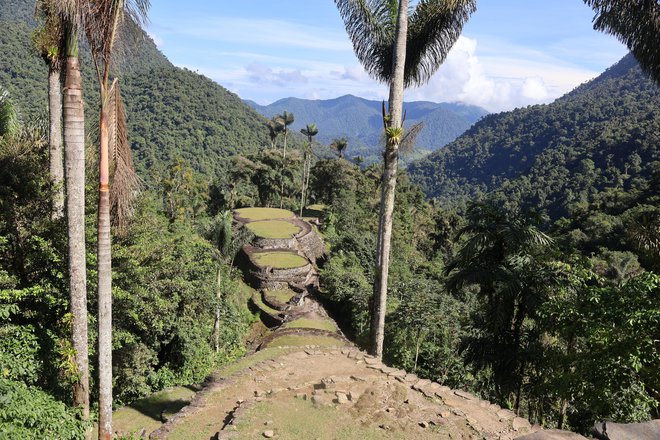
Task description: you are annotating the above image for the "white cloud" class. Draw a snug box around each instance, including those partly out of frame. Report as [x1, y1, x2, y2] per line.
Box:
[408, 36, 600, 111]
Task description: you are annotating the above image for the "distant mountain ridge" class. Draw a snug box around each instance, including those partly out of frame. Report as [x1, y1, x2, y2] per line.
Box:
[408, 53, 659, 219]
[246, 94, 487, 162]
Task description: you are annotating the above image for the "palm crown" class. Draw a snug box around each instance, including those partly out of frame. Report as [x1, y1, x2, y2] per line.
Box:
[335, 0, 476, 88]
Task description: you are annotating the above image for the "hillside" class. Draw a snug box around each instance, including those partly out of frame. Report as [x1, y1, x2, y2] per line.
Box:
[408, 53, 660, 219]
[0, 0, 269, 177]
[247, 94, 487, 162]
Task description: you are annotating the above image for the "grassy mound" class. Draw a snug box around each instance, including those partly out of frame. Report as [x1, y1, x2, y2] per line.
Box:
[252, 251, 308, 269]
[235, 207, 294, 221]
[251, 291, 281, 318]
[105, 387, 196, 438]
[265, 334, 346, 348]
[245, 220, 301, 239]
[264, 289, 297, 305]
[232, 395, 416, 439]
[282, 318, 337, 332]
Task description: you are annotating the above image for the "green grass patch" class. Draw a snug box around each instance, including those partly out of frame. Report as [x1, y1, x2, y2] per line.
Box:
[251, 291, 281, 317]
[232, 395, 413, 439]
[282, 318, 337, 332]
[214, 347, 294, 378]
[265, 334, 346, 348]
[245, 220, 301, 239]
[264, 289, 297, 305]
[235, 207, 294, 221]
[108, 386, 196, 437]
[252, 251, 308, 269]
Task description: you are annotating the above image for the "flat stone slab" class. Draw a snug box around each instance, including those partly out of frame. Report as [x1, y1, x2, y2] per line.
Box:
[592, 420, 660, 440]
[515, 430, 588, 440]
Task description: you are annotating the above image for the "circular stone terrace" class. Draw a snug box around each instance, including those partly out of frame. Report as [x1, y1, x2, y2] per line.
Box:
[234, 207, 295, 222]
[250, 249, 308, 270]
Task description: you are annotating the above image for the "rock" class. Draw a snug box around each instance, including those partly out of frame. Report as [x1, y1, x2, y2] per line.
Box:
[364, 356, 379, 365]
[513, 417, 532, 431]
[439, 410, 451, 418]
[592, 420, 660, 440]
[419, 421, 429, 428]
[412, 379, 432, 391]
[263, 430, 275, 438]
[404, 373, 419, 384]
[335, 392, 349, 404]
[311, 395, 327, 406]
[350, 375, 367, 382]
[515, 430, 588, 440]
[497, 408, 516, 421]
[348, 391, 358, 401]
[254, 390, 265, 397]
[453, 390, 478, 400]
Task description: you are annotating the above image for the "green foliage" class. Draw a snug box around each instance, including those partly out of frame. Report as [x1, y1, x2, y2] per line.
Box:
[409, 53, 659, 220]
[0, 378, 87, 440]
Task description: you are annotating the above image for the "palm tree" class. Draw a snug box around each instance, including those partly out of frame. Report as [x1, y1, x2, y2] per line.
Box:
[299, 123, 318, 215]
[34, 1, 65, 219]
[275, 110, 294, 159]
[335, 0, 476, 358]
[330, 136, 348, 159]
[445, 203, 554, 411]
[79, 1, 147, 438]
[61, 16, 91, 423]
[0, 90, 18, 137]
[583, 0, 660, 83]
[275, 111, 294, 208]
[266, 117, 282, 149]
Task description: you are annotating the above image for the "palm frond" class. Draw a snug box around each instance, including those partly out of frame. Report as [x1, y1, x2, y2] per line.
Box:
[406, 0, 476, 87]
[0, 91, 19, 137]
[400, 121, 423, 152]
[334, 0, 395, 84]
[107, 79, 140, 235]
[584, 0, 660, 83]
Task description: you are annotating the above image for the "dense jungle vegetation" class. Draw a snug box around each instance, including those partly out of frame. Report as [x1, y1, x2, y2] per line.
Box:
[0, 0, 658, 437]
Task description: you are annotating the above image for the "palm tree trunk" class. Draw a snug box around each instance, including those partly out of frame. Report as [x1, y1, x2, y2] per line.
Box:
[48, 65, 64, 220]
[369, 0, 408, 359]
[62, 43, 90, 422]
[299, 150, 307, 217]
[213, 265, 222, 353]
[97, 101, 113, 440]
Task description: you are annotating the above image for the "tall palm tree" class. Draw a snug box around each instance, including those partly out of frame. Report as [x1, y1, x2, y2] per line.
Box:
[61, 16, 91, 423]
[299, 123, 318, 215]
[583, 0, 660, 83]
[335, 0, 476, 358]
[445, 203, 554, 411]
[330, 136, 348, 159]
[34, 1, 65, 219]
[79, 1, 147, 438]
[275, 110, 294, 159]
[266, 117, 282, 149]
[275, 111, 294, 208]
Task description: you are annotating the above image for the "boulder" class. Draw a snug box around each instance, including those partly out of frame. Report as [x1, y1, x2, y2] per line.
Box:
[593, 420, 660, 440]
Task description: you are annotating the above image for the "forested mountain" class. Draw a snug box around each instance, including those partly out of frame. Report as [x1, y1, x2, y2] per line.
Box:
[409, 53, 659, 219]
[0, 0, 269, 177]
[247, 94, 487, 162]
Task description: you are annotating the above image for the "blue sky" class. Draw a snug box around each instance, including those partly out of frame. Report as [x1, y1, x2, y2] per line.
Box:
[145, 0, 628, 112]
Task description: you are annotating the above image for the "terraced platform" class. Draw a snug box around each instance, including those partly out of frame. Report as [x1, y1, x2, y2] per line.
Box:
[109, 206, 584, 440]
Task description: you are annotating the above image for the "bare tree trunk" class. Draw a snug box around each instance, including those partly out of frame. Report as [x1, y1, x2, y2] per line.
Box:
[369, 0, 408, 359]
[62, 51, 90, 422]
[97, 103, 113, 440]
[213, 265, 222, 353]
[49, 65, 64, 220]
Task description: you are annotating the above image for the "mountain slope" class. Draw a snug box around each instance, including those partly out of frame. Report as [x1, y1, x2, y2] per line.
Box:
[247, 94, 487, 162]
[408, 53, 660, 218]
[0, 0, 269, 177]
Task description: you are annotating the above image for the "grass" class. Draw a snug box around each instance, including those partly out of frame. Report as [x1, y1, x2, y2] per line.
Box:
[235, 207, 294, 221]
[251, 291, 281, 317]
[282, 318, 337, 332]
[245, 220, 301, 239]
[214, 346, 293, 378]
[264, 334, 347, 348]
[231, 394, 413, 439]
[264, 289, 297, 304]
[252, 251, 308, 269]
[104, 386, 196, 438]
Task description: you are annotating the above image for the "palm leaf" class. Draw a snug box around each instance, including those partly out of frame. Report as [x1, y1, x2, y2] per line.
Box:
[107, 79, 140, 235]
